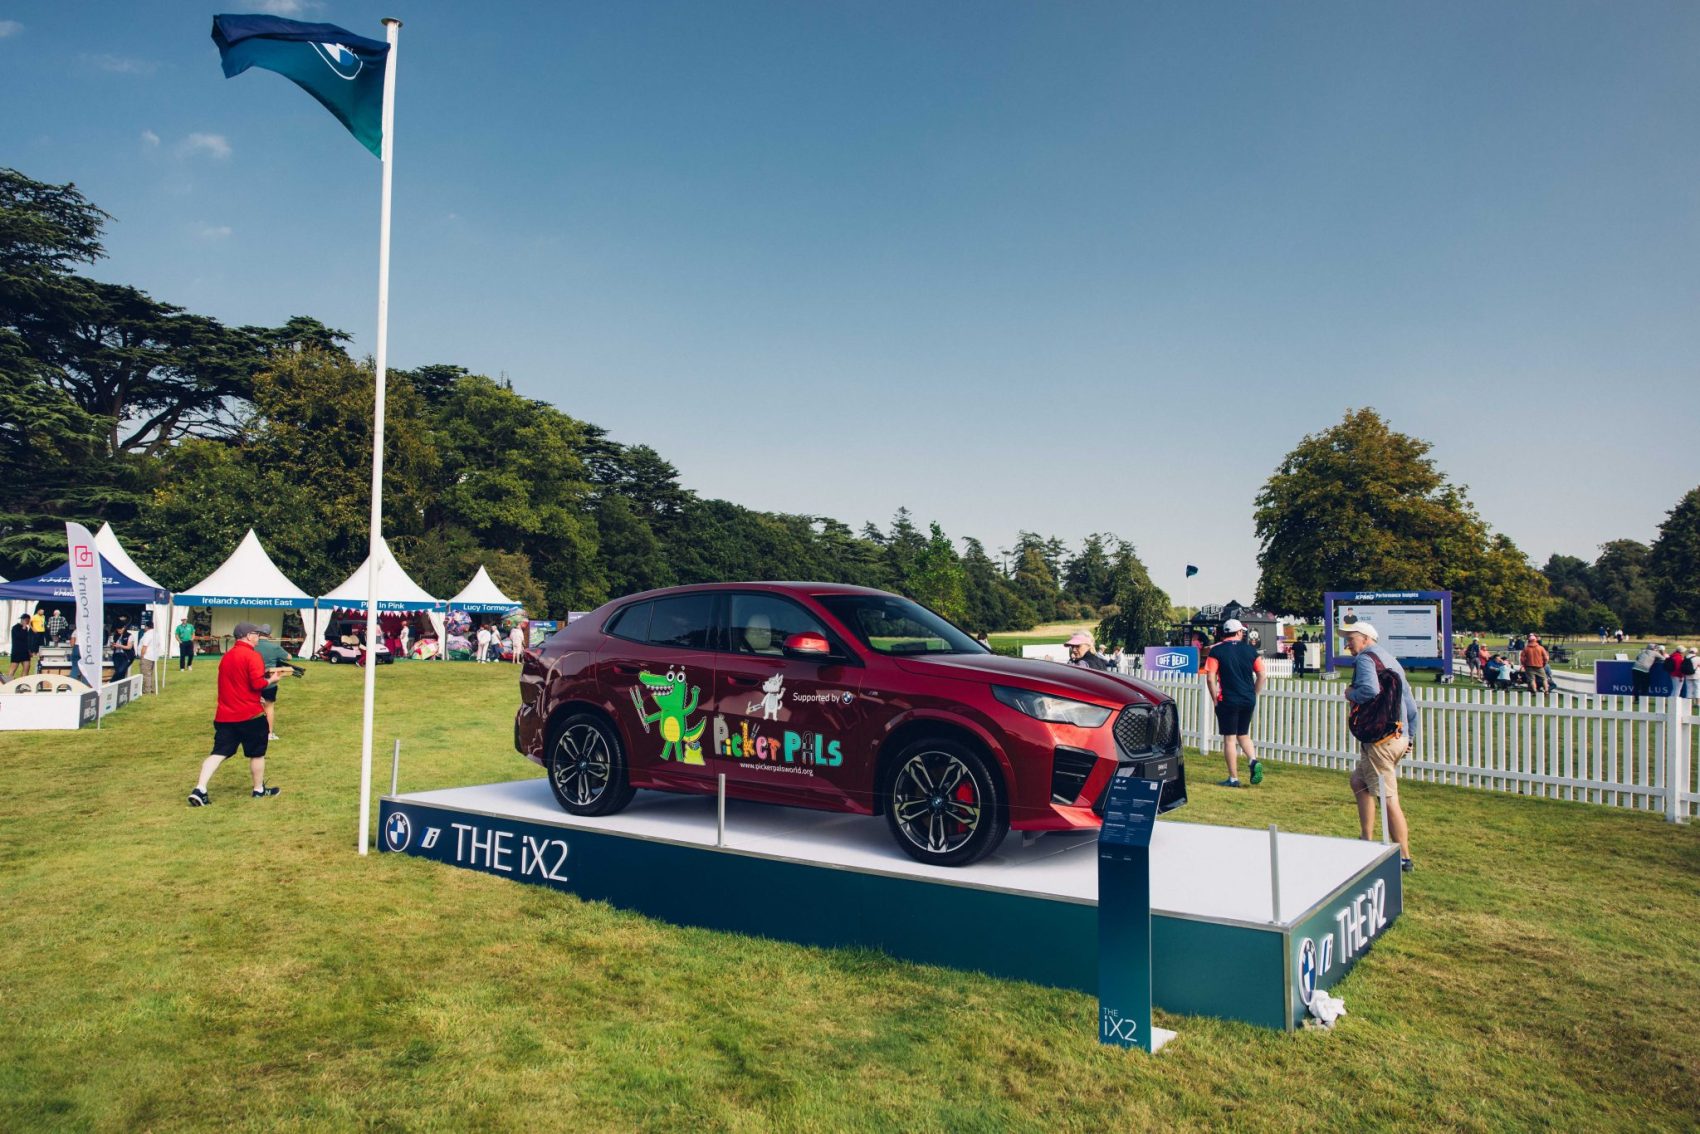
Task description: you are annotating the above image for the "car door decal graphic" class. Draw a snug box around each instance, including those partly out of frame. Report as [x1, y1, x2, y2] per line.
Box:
[638, 670, 706, 765]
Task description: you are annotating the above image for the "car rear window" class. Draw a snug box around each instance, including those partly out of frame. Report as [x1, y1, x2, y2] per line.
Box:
[605, 601, 652, 642]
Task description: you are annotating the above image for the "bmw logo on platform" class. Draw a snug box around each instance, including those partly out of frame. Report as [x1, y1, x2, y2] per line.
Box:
[384, 811, 412, 852]
[1155, 651, 1189, 670]
[1298, 937, 1318, 1006]
[842, 691, 855, 705]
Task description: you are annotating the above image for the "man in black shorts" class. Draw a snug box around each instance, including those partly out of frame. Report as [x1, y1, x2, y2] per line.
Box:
[188, 621, 285, 805]
[1203, 618, 1266, 787]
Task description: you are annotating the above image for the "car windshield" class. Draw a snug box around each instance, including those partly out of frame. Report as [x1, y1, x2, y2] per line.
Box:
[817, 595, 984, 656]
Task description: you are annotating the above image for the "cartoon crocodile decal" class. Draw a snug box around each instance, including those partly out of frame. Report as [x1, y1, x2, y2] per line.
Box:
[639, 670, 706, 765]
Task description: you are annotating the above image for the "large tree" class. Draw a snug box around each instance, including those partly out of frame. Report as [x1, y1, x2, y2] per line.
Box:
[1096, 543, 1171, 650]
[1592, 539, 1656, 634]
[1648, 487, 1700, 633]
[1256, 408, 1516, 618]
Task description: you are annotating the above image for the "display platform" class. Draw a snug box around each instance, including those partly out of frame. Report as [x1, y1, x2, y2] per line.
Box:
[0, 674, 142, 731]
[379, 779, 1402, 1030]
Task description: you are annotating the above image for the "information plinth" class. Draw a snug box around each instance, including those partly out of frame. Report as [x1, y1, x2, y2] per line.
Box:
[1097, 771, 1175, 1052]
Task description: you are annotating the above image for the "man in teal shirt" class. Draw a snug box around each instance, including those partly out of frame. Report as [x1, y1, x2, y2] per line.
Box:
[255, 624, 293, 740]
[175, 616, 196, 671]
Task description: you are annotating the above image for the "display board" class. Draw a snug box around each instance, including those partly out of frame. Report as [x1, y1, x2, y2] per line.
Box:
[1323, 590, 1453, 674]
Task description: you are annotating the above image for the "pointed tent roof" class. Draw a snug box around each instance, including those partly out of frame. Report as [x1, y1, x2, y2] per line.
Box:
[95, 523, 167, 592]
[0, 553, 168, 604]
[447, 565, 523, 613]
[320, 538, 443, 611]
[176, 529, 316, 608]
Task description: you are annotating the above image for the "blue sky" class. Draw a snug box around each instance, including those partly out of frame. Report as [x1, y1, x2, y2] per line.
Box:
[4, 1, 1697, 604]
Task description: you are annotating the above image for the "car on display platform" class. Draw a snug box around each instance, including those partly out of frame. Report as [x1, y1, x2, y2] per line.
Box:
[514, 583, 1185, 866]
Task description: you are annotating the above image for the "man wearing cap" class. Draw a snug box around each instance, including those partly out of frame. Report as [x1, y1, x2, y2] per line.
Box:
[187, 621, 286, 806]
[1520, 633, 1550, 694]
[1203, 618, 1265, 787]
[254, 624, 292, 740]
[1064, 632, 1113, 671]
[1342, 622, 1418, 872]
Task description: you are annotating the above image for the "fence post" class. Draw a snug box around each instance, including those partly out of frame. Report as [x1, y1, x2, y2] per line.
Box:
[1667, 693, 1689, 824]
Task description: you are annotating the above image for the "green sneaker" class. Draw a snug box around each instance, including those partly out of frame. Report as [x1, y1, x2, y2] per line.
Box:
[1249, 759, 1264, 785]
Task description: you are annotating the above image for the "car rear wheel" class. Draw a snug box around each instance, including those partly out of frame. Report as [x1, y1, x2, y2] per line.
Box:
[884, 736, 1007, 866]
[548, 712, 635, 816]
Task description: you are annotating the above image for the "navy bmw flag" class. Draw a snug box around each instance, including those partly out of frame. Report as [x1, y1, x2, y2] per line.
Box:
[212, 14, 390, 157]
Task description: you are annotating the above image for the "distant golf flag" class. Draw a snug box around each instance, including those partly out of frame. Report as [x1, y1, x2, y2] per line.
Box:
[212, 14, 390, 157]
[1186, 565, 1199, 577]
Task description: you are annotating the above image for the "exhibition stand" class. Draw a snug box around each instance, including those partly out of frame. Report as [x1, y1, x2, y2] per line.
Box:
[309, 538, 445, 659]
[380, 779, 1402, 1031]
[175, 529, 315, 651]
[0, 674, 143, 731]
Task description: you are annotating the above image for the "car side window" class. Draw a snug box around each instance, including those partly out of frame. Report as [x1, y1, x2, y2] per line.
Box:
[728, 593, 830, 657]
[605, 601, 652, 643]
[646, 595, 716, 650]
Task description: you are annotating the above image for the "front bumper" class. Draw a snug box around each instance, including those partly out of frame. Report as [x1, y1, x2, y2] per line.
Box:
[1018, 701, 1186, 831]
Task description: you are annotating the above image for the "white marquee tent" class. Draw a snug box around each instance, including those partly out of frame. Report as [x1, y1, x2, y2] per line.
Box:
[446, 565, 522, 615]
[175, 529, 316, 647]
[95, 524, 174, 668]
[307, 538, 445, 659]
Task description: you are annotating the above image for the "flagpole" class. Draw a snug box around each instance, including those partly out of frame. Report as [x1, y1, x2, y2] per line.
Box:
[357, 16, 401, 857]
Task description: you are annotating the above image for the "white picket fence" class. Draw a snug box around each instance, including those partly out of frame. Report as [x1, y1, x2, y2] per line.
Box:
[1123, 667, 1699, 822]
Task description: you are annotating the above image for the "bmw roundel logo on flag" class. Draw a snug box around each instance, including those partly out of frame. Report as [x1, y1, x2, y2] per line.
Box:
[384, 811, 412, 852]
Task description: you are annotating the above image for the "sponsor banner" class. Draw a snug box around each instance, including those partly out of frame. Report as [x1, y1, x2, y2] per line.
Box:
[66, 522, 104, 696]
[1594, 660, 1676, 697]
[381, 802, 576, 887]
[1142, 646, 1198, 675]
[1288, 852, 1403, 1026]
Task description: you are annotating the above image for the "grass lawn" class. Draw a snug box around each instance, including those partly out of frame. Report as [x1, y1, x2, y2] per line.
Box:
[3, 661, 1699, 1131]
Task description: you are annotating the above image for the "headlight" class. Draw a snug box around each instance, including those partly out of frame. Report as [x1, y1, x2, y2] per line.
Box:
[991, 685, 1113, 728]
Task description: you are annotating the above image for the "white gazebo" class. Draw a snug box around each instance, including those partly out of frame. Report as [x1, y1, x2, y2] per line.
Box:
[447, 565, 522, 615]
[95, 523, 175, 676]
[175, 529, 316, 649]
[309, 538, 445, 658]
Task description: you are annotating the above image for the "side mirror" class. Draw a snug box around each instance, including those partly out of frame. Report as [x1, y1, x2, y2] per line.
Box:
[782, 632, 832, 658]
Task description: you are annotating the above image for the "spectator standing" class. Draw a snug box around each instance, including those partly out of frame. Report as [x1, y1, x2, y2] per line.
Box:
[30, 607, 45, 655]
[135, 626, 156, 694]
[1064, 631, 1113, 671]
[1631, 644, 1665, 702]
[1521, 634, 1550, 694]
[187, 621, 281, 806]
[109, 619, 135, 681]
[1665, 645, 1690, 700]
[1675, 648, 1697, 699]
[175, 615, 196, 670]
[1464, 637, 1483, 680]
[1341, 622, 1417, 872]
[45, 608, 68, 646]
[255, 624, 292, 739]
[475, 623, 493, 663]
[1203, 618, 1266, 787]
[9, 613, 35, 678]
[510, 622, 525, 665]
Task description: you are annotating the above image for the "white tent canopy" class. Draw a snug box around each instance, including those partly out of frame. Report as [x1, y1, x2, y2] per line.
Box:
[95, 524, 172, 666]
[175, 529, 316, 645]
[447, 565, 522, 613]
[306, 538, 445, 658]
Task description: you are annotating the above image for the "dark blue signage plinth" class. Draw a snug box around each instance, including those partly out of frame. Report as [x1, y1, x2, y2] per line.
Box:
[1097, 772, 1174, 1052]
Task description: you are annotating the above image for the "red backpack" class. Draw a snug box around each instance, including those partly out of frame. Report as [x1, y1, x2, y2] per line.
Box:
[1349, 652, 1406, 744]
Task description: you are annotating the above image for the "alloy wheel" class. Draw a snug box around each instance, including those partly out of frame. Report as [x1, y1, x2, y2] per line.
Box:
[891, 748, 983, 856]
[552, 722, 612, 807]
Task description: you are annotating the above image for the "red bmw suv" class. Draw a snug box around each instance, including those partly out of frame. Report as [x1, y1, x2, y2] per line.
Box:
[515, 583, 1185, 866]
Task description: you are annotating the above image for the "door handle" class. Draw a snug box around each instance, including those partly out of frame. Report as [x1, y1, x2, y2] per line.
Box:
[727, 674, 763, 686]
[613, 664, 641, 675]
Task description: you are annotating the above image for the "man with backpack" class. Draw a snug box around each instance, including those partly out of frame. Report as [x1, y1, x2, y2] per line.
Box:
[1342, 622, 1418, 873]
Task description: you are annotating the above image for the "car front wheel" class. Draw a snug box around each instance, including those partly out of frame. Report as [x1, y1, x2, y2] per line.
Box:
[884, 736, 1007, 866]
[547, 712, 635, 816]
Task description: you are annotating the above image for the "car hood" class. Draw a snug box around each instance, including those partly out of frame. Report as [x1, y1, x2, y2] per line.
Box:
[893, 653, 1164, 706]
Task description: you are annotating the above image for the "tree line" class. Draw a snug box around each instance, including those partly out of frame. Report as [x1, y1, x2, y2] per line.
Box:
[7, 169, 1692, 641]
[0, 168, 1175, 641]
[1253, 408, 1699, 635]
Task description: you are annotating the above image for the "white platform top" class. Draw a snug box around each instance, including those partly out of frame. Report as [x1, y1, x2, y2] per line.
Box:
[391, 779, 1392, 928]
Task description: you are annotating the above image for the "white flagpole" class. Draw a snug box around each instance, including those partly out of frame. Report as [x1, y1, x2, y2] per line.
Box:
[357, 16, 401, 856]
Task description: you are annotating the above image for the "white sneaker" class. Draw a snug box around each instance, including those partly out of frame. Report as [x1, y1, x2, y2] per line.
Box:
[268, 732, 279, 740]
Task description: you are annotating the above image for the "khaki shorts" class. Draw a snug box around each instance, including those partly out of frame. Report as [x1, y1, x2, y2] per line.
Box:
[1351, 733, 1410, 800]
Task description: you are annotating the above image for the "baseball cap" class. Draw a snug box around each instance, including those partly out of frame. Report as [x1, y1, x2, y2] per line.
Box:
[233, 621, 262, 638]
[258, 624, 274, 636]
[1222, 618, 1246, 634]
[1344, 621, 1378, 640]
[1065, 632, 1092, 646]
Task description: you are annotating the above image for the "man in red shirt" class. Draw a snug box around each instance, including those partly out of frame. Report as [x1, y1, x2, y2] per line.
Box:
[188, 622, 286, 805]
